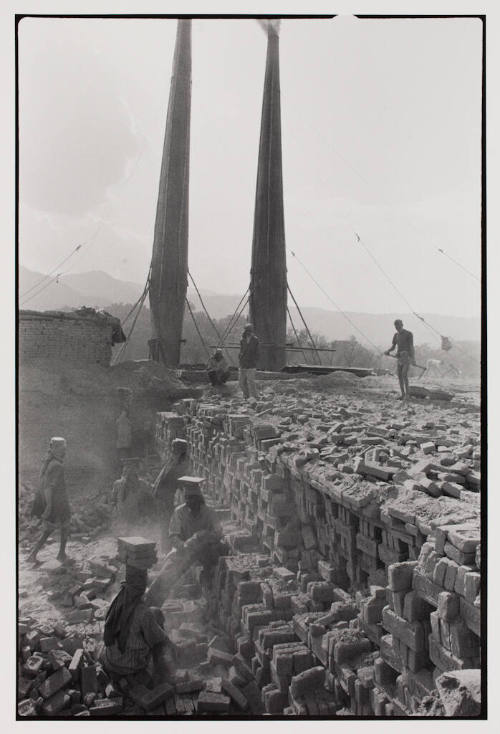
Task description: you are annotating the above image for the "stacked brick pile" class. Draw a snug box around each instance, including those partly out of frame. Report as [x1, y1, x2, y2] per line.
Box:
[160, 389, 482, 716]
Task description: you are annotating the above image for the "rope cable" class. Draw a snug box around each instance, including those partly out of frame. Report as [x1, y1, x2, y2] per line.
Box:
[288, 249, 383, 355]
[184, 298, 211, 359]
[219, 287, 250, 344]
[187, 270, 234, 365]
[20, 224, 104, 305]
[20, 246, 84, 301]
[354, 233, 472, 357]
[287, 284, 322, 365]
[327, 139, 480, 287]
[111, 275, 150, 365]
[437, 248, 480, 284]
[286, 306, 310, 364]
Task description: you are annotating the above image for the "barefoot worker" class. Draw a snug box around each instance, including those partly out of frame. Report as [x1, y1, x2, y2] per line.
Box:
[27, 436, 71, 564]
[384, 319, 416, 401]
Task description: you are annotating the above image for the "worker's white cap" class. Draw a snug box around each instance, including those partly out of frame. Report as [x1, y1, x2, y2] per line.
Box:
[50, 437, 66, 449]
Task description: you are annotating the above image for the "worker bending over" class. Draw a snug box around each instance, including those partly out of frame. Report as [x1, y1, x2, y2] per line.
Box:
[168, 477, 222, 550]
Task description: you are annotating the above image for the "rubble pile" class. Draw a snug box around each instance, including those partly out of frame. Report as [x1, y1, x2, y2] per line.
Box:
[170, 387, 482, 716]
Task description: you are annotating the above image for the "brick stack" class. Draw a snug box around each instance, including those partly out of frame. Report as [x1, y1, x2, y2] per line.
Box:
[117, 537, 158, 570]
[152, 394, 482, 716]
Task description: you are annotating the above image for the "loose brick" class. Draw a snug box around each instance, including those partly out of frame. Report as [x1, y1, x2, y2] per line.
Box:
[89, 698, 124, 715]
[464, 572, 481, 603]
[197, 691, 231, 713]
[221, 678, 249, 710]
[382, 607, 426, 652]
[437, 592, 460, 621]
[388, 561, 418, 592]
[38, 666, 72, 699]
[290, 666, 325, 698]
[42, 690, 71, 715]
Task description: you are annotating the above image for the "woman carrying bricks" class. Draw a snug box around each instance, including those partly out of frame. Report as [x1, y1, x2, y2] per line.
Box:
[103, 565, 174, 686]
[27, 436, 72, 564]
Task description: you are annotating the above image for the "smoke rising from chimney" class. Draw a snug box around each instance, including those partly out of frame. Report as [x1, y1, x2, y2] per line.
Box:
[257, 19, 281, 37]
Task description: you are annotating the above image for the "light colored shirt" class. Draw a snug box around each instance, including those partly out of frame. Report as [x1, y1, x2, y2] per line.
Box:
[168, 503, 221, 543]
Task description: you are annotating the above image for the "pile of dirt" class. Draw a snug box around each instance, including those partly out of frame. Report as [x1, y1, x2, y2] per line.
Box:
[302, 371, 360, 392]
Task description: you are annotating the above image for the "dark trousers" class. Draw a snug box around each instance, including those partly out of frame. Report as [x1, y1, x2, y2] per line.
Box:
[208, 370, 230, 386]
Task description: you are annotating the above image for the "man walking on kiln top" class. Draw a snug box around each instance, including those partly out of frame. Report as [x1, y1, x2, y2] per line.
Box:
[385, 319, 416, 400]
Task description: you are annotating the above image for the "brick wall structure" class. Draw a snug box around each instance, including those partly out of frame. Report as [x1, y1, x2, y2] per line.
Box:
[156, 398, 482, 717]
[19, 310, 118, 366]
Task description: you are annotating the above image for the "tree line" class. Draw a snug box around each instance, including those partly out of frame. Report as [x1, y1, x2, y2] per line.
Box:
[105, 302, 479, 377]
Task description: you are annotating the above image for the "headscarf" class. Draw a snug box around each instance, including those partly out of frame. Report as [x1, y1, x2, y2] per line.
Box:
[40, 437, 66, 479]
[103, 565, 148, 653]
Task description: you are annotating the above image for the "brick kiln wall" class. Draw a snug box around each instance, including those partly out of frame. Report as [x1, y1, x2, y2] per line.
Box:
[154, 401, 481, 717]
[19, 313, 113, 366]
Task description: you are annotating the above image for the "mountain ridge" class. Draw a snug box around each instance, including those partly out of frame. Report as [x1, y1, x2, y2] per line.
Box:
[19, 266, 480, 346]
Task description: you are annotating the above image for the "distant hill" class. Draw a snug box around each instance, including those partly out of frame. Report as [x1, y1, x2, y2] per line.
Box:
[18, 267, 480, 346]
[19, 267, 144, 310]
[194, 294, 481, 347]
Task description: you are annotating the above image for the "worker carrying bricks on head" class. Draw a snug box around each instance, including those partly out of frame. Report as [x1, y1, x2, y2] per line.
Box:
[238, 323, 259, 399]
[384, 319, 416, 400]
[27, 437, 71, 564]
[152, 439, 189, 554]
[206, 348, 231, 386]
[102, 565, 175, 686]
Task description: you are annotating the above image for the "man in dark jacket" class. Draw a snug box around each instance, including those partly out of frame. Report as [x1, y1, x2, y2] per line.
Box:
[238, 324, 259, 399]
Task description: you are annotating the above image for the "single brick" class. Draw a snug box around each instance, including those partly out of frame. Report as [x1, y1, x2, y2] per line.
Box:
[38, 666, 72, 700]
[290, 666, 325, 699]
[197, 691, 231, 713]
[437, 592, 460, 622]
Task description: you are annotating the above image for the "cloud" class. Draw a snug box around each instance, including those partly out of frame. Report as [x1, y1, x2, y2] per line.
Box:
[19, 33, 139, 216]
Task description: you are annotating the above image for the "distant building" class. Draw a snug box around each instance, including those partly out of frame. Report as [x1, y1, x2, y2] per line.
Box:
[19, 308, 126, 367]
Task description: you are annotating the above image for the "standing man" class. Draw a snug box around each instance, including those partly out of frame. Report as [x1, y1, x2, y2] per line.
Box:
[152, 439, 189, 553]
[238, 323, 259, 399]
[27, 437, 71, 564]
[385, 319, 416, 400]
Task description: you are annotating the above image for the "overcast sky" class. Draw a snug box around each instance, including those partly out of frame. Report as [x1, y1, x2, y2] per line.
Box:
[18, 15, 482, 317]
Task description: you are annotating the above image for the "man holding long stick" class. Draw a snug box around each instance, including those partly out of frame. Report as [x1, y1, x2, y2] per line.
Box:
[385, 319, 416, 400]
